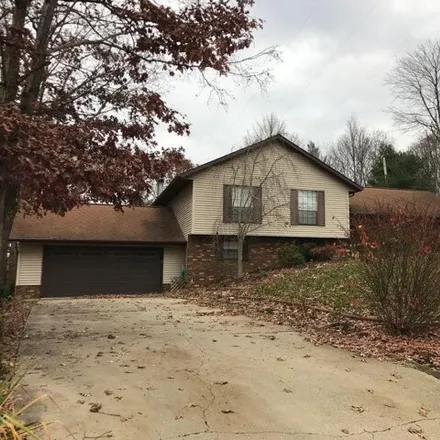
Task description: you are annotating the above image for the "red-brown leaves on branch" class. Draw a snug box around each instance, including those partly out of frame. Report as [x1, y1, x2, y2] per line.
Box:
[0, 105, 189, 213]
[0, 0, 268, 215]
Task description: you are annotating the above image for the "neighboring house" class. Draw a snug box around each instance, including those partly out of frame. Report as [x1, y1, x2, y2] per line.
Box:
[11, 135, 361, 298]
[350, 187, 440, 220]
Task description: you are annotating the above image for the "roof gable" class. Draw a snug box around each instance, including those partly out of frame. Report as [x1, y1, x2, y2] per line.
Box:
[154, 135, 362, 205]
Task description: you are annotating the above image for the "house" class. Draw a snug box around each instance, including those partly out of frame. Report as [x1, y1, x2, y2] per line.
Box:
[11, 135, 361, 298]
[350, 187, 440, 220]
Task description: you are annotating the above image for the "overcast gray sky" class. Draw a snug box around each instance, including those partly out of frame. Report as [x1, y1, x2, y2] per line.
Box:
[157, 0, 440, 165]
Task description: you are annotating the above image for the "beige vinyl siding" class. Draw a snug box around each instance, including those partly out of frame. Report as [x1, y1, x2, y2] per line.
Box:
[163, 245, 186, 284]
[16, 243, 43, 286]
[192, 141, 350, 238]
[168, 183, 193, 239]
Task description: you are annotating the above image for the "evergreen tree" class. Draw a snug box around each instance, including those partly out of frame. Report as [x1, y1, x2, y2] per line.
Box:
[368, 144, 435, 191]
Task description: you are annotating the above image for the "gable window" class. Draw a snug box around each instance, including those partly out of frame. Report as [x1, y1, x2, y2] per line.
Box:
[291, 189, 325, 226]
[223, 185, 262, 224]
[216, 237, 249, 261]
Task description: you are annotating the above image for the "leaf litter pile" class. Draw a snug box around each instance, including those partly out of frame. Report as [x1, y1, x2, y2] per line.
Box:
[177, 260, 440, 374]
[0, 297, 34, 376]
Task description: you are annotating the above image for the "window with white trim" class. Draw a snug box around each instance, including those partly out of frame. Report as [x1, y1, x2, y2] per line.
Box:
[298, 190, 318, 225]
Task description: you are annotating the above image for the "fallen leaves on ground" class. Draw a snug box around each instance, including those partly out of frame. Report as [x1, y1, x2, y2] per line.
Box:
[89, 402, 102, 413]
[174, 263, 440, 374]
[0, 297, 34, 376]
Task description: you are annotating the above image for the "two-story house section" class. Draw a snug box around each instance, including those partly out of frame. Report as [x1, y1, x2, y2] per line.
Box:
[154, 135, 362, 285]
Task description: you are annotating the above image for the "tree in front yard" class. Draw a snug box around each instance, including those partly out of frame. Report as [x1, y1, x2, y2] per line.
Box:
[0, 0, 277, 287]
[219, 143, 294, 277]
[355, 204, 440, 334]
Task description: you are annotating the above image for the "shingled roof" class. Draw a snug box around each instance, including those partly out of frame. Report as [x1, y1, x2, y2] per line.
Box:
[11, 205, 186, 243]
[350, 187, 440, 216]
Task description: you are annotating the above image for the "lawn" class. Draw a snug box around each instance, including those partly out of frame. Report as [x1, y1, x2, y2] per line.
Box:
[252, 259, 366, 317]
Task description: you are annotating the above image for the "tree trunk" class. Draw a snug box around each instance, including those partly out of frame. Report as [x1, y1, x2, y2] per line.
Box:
[237, 237, 244, 278]
[0, 184, 17, 363]
[0, 185, 18, 289]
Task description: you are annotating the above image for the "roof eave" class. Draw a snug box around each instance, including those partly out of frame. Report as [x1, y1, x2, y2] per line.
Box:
[10, 238, 187, 244]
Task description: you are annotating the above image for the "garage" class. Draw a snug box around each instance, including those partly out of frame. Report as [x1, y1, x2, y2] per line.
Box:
[42, 245, 163, 297]
[11, 205, 186, 298]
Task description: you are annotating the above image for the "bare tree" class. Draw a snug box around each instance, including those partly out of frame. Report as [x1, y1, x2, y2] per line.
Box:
[243, 113, 302, 146]
[216, 144, 294, 277]
[307, 141, 321, 159]
[327, 116, 384, 185]
[411, 134, 440, 193]
[387, 40, 440, 141]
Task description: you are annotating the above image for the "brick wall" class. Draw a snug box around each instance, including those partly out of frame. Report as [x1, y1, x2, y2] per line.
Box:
[187, 235, 311, 285]
[15, 285, 41, 299]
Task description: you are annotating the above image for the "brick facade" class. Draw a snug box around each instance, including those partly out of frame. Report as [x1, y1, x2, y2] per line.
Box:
[187, 235, 327, 286]
[15, 285, 41, 299]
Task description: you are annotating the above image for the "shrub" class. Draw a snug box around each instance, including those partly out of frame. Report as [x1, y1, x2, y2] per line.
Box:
[310, 245, 334, 261]
[299, 242, 317, 261]
[356, 206, 440, 334]
[277, 245, 305, 267]
[310, 243, 348, 261]
[0, 283, 14, 300]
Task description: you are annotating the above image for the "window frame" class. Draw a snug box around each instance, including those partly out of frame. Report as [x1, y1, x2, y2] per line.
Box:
[223, 185, 262, 224]
[291, 189, 325, 227]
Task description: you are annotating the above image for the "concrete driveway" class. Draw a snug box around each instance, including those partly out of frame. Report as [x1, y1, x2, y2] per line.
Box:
[18, 298, 440, 440]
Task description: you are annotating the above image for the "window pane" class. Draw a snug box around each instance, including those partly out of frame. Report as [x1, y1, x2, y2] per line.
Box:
[299, 210, 317, 225]
[222, 240, 238, 260]
[298, 190, 318, 211]
[232, 186, 253, 208]
[223, 241, 238, 250]
[232, 206, 253, 222]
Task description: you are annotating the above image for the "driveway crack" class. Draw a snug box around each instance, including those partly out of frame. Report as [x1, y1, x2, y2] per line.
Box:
[180, 325, 216, 434]
[348, 416, 440, 438]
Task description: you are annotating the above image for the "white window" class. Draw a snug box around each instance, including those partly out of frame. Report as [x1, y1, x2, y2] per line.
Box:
[298, 190, 318, 225]
[232, 186, 253, 208]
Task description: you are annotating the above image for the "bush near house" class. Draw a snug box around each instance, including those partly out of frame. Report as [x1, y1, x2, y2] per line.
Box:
[298, 242, 317, 261]
[276, 245, 305, 267]
[355, 206, 440, 335]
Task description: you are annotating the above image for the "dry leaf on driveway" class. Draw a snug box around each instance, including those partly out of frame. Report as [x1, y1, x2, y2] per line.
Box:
[89, 403, 102, 413]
